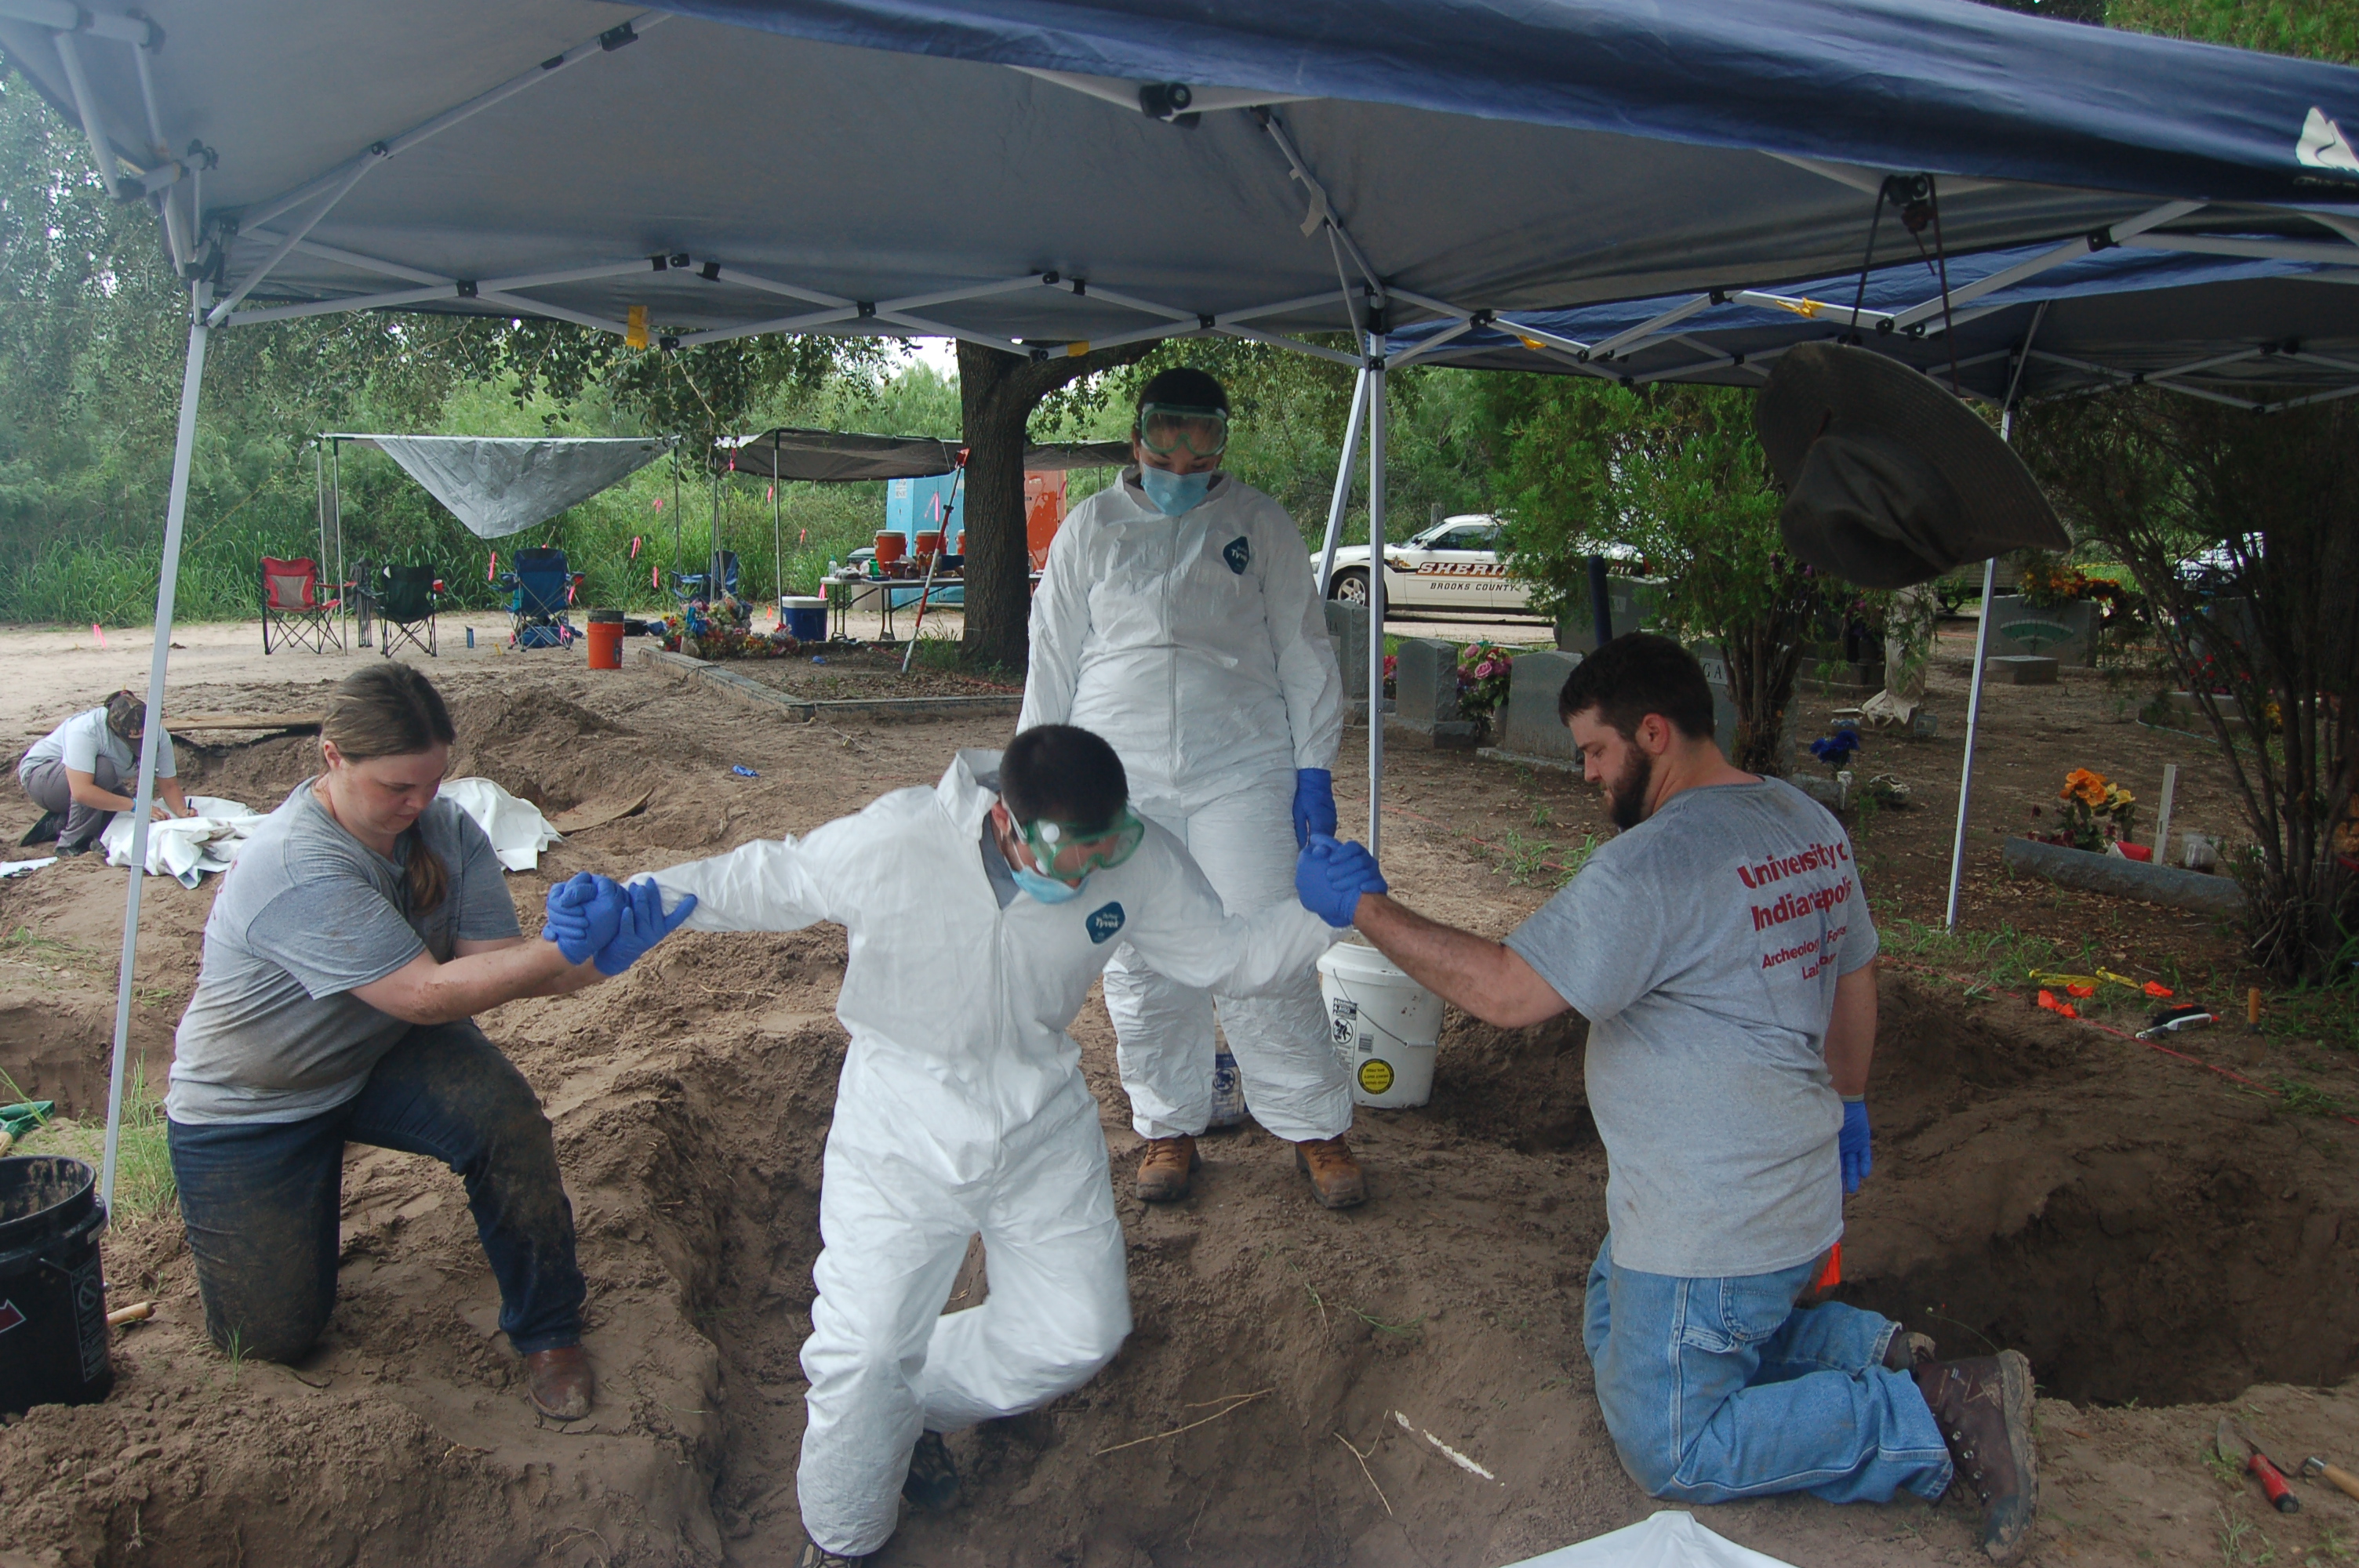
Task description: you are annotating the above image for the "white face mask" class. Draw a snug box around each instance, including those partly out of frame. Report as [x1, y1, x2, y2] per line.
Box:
[1138, 466, 1212, 516]
[1009, 862, 1087, 903]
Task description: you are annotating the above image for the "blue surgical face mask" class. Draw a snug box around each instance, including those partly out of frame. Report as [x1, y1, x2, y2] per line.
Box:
[1010, 863, 1088, 904]
[1137, 465, 1212, 517]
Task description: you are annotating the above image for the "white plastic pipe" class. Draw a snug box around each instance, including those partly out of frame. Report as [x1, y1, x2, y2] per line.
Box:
[1943, 555, 1998, 933]
[1365, 353, 1387, 855]
[104, 285, 209, 1209]
[1316, 365, 1369, 596]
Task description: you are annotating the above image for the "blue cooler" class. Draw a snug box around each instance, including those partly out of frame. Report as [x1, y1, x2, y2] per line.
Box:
[780, 595, 827, 641]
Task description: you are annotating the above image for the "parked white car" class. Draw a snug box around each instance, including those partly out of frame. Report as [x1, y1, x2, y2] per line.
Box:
[1324, 514, 1539, 615]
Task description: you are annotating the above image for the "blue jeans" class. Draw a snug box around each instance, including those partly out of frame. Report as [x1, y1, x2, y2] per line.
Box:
[1583, 1231, 1951, 1504]
[167, 1021, 584, 1362]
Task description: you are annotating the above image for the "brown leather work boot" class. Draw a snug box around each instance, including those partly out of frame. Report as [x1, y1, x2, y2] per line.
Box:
[1136, 1134, 1200, 1202]
[1913, 1352, 2038, 1564]
[525, 1344, 594, 1421]
[1883, 1330, 1937, 1371]
[797, 1536, 871, 1567]
[1294, 1135, 1366, 1209]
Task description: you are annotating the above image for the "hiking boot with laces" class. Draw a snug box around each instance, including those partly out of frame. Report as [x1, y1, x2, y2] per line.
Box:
[1913, 1351, 2038, 1564]
[1883, 1330, 1937, 1371]
[1294, 1135, 1366, 1209]
[903, 1430, 959, 1508]
[797, 1537, 870, 1567]
[1136, 1135, 1200, 1202]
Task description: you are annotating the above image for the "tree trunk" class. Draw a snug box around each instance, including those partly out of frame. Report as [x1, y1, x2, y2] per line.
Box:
[955, 339, 1156, 672]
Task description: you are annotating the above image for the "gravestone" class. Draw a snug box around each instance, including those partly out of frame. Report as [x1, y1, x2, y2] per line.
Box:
[1495, 650, 1582, 762]
[1393, 637, 1477, 749]
[1688, 643, 1743, 759]
[1983, 596, 2095, 666]
[1325, 601, 1369, 702]
[1985, 654, 2059, 685]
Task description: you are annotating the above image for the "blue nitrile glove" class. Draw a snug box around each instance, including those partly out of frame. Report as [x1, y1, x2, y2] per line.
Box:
[542, 873, 627, 965]
[1292, 768, 1337, 848]
[1296, 833, 1387, 928]
[589, 878, 699, 977]
[1839, 1098, 1873, 1193]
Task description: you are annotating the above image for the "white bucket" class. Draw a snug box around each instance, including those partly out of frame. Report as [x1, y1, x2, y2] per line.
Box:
[1317, 940, 1445, 1108]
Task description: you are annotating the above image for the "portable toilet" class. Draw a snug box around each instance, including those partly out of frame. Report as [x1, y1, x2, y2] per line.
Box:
[882, 474, 968, 606]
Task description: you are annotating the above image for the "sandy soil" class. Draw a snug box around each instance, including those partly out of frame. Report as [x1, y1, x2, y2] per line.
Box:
[0, 625, 2350, 1568]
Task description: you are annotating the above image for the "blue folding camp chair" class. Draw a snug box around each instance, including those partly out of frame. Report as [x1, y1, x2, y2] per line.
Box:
[668, 550, 748, 629]
[500, 546, 583, 649]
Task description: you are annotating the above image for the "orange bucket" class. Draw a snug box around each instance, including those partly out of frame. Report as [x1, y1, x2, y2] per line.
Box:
[873, 531, 907, 564]
[586, 610, 623, 670]
[914, 529, 946, 561]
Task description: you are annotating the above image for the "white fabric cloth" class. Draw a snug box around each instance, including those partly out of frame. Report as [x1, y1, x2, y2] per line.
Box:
[0, 857, 56, 878]
[1503, 1510, 1798, 1568]
[101, 778, 558, 884]
[647, 749, 1336, 1556]
[102, 794, 261, 887]
[435, 778, 562, 870]
[1107, 768, 1352, 1142]
[1020, 470, 1344, 813]
[19, 706, 176, 782]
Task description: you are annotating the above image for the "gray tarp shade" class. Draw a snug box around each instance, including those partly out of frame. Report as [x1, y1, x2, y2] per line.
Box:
[4, 2, 2356, 350]
[713, 428, 1129, 481]
[334, 435, 671, 539]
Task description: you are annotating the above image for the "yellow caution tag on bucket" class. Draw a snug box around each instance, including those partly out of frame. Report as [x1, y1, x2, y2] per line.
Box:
[1357, 1058, 1395, 1095]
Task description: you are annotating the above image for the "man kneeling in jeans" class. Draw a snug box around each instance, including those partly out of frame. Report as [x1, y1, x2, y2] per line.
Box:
[1296, 633, 2037, 1563]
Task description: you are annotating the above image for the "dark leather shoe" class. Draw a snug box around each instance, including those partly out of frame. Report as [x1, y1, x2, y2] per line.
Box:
[525, 1344, 594, 1421]
[903, 1430, 959, 1508]
[1883, 1330, 1937, 1370]
[797, 1537, 870, 1566]
[1914, 1352, 2038, 1563]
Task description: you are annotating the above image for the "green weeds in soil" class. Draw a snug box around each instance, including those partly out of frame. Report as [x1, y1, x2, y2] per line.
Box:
[2270, 1078, 2350, 1118]
[10, 1058, 177, 1219]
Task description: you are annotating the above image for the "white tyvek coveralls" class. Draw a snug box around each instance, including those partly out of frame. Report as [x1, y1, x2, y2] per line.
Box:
[649, 750, 1336, 1558]
[1020, 470, 1350, 1143]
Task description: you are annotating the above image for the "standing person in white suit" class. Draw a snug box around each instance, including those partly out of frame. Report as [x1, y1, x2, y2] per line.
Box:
[614, 725, 1341, 1567]
[1019, 366, 1363, 1210]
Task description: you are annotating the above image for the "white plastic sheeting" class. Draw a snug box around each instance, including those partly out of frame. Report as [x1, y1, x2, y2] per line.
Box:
[356, 436, 672, 540]
[1501, 1512, 1800, 1568]
[437, 777, 564, 870]
[101, 780, 562, 883]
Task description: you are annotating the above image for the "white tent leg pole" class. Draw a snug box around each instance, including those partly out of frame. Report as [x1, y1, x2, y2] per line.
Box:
[1365, 354, 1387, 855]
[772, 474, 783, 622]
[1317, 365, 1369, 597]
[330, 439, 347, 645]
[103, 286, 209, 1210]
[1943, 555, 1999, 932]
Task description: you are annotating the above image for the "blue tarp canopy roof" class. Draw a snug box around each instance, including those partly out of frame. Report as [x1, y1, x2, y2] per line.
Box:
[1383, 246, 2359, 412]
[3, 0, 2358, 349]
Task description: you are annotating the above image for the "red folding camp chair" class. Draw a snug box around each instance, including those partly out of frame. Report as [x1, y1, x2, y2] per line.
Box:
[260, 556, 343, 654]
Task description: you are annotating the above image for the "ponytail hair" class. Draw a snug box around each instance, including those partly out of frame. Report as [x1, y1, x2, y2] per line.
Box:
[322, 664, 458, 913]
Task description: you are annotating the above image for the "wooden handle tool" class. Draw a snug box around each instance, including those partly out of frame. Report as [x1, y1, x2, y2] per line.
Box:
[2302, 1457, 2359, 1504]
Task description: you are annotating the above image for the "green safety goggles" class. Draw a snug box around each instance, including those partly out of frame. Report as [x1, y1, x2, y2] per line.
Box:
[1136, 403, 1230, 459]
[1018, 807, 1147, 880]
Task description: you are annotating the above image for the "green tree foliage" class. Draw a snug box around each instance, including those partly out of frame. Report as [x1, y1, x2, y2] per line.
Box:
[1481, 375, 1823, 773]
[2020, 394, 2359, 982]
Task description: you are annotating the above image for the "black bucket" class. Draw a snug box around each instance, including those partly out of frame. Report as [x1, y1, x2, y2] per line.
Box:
[0, 1156, 112, 1414]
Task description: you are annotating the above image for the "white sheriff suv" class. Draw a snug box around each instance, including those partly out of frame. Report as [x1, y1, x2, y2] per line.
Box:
[1324, 514, 1539, 615]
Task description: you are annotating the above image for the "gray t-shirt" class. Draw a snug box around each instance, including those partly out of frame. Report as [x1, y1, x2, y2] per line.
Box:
[1505, 778, 1877, 1278]
[166, 781, 521, 1125]
[19, 707, 176, 781]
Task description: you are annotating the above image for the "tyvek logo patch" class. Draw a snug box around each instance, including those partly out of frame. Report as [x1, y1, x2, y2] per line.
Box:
[2298, 107, 2359, 173]
[1223, 536, 1252, 574]
[1085, 902, 1126, 944]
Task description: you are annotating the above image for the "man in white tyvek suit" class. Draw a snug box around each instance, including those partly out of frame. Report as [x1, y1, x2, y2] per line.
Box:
[643, 726, 1340, 1567]
[1020, 366, 1364, 1210]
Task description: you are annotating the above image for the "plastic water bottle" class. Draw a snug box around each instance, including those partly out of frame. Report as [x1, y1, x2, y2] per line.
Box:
[465, 626, 474, 649]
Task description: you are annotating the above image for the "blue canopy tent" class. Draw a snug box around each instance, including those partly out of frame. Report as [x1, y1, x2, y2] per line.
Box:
[1383, 243, 2359, 936]
[2, 0, 2357, 1203]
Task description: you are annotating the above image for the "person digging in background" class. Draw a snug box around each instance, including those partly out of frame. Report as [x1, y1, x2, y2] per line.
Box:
[1293, 633, 2039, 1564]
[610, 724, 1341, 1567]
[1019, 365, 1363, 1210]
[16, 690, 190, 853]
[164, 663, 695, 1422]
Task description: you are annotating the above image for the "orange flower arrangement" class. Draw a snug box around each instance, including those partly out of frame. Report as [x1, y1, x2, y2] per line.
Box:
[2054, 768, 2135, 851]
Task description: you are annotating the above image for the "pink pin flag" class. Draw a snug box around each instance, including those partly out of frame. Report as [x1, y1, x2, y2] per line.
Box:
[487, 551, 497, 583]
[651, 563, 660, 590]
[652, 497, 664, 513]
[630, 535, 642, 560]
[91, 623, 107, 648]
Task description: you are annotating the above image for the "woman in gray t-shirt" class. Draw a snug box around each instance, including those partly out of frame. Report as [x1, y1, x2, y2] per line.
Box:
[165, 664, 674, 1424]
